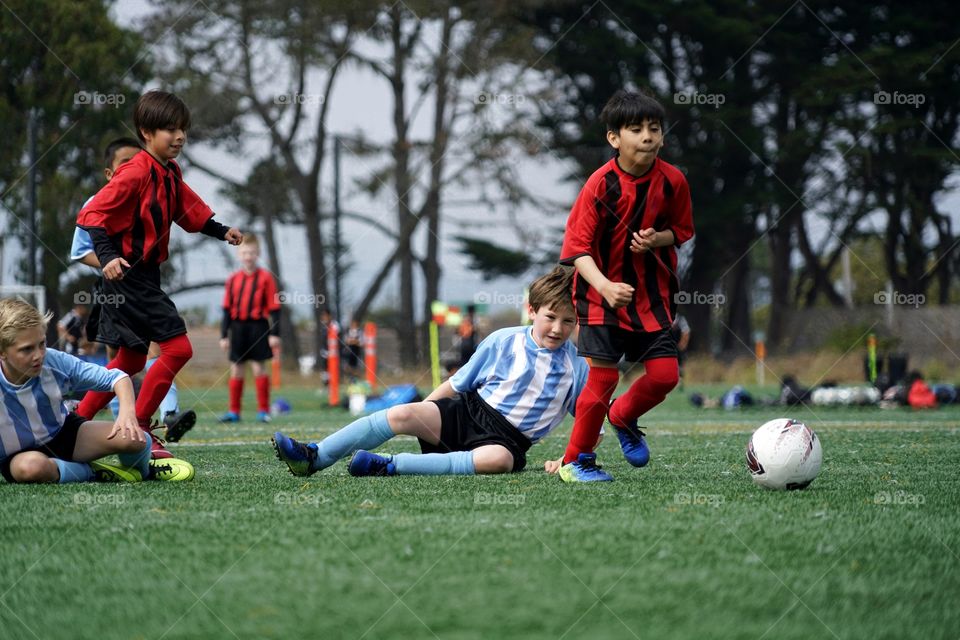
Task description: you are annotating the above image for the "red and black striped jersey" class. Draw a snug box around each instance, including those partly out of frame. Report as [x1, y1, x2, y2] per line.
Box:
[77, 151, 215, 265]
[560, 156, 694, 333]
[223, 268, 280, 321]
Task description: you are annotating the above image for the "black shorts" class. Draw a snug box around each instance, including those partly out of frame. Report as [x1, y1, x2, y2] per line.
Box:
[421, 391, 531, 472]
[96, 264, 186, 353]
[577, 325, 678, 362]
[1, 412, 86, 483]
[229, 319, 273, 363]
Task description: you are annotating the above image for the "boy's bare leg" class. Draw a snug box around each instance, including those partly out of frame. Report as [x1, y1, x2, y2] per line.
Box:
[385, 402, 443, 444]
[471, 445, 514, 474]
[71, 420, 146, 461]
[6, 452, 60, 483]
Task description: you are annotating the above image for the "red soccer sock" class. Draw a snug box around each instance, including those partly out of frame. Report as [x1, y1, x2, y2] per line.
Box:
[563, 366, 621, 464]
[136, 335, 193, 423]
[76, 347, 147, 419]
[609, 357, 679, 428]
[229, 377, 244, 415]
[255, 375, 270, 413]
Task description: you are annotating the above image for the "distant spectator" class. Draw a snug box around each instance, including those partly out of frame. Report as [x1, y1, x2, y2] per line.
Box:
[57, 304, 89, 355]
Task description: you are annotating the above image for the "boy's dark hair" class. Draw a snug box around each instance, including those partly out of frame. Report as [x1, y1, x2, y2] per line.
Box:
[134, 91, 191, 142]
[600, 89, 666, 132]
[528, 266, 574, 313]
[103, 137, 141, 169]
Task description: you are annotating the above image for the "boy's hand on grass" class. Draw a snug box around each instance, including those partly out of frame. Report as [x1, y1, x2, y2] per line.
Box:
[600, 281, 635, 308]
[225, 228, 243, 245]
[544, 458, 563, 474]
[109, 411, 145, 443]
[102, 257, 131, 281]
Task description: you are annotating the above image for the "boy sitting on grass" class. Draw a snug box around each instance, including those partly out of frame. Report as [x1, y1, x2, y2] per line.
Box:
[272, 266, 595, 477]
[0, 298, 152, 483]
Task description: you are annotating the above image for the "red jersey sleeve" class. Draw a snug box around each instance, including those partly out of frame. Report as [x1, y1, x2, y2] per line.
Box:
[559, 174, 606, 265]
[76, 166, 141, 234]
[174, 179, 215, 233]
[667, 173, 694, 246]
[263, 270, 281, 312]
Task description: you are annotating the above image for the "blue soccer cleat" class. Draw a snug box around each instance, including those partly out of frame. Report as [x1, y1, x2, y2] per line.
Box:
[256, 411, 272, 423]
[609, 400, 650, 467]
[558, 453, 613, 483]
[348, 450, 396, 477]
[272, 431, 318, 477]
[219, 411, 240, 424]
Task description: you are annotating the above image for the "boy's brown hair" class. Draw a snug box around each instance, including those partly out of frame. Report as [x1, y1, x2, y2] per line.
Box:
[134, 91, 192, 142]
[528, 266, 575, 313]
[241, 232, 259, 247]
[0, 299, 52, 351]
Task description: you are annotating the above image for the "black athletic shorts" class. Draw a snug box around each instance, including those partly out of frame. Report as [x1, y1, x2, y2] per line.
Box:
[1, 412, 86, 483]
[228, 319, 273, 363]
[577, 325, 678, 362]
[421, 391, 531, 472]
[95, 264, 186, 353]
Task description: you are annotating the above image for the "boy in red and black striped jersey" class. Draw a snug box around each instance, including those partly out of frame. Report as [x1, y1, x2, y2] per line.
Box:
[76, 91, 243, 459]
[558, 90, 694, 482]
[219, 234, 281, 423]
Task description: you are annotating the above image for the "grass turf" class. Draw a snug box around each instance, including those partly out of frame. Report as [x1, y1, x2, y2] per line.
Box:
[1, 385, 958, 639]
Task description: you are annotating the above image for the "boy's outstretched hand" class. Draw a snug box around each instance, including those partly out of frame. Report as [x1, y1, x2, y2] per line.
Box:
[108, 411, 145, 443]
[225, 227, 243, 245]
[599, 281, 635, 308]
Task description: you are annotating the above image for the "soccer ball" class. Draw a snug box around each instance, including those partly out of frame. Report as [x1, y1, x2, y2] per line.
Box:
[746, 418, 822, 490]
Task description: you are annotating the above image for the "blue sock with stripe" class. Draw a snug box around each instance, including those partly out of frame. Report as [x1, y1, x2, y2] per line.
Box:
[54, 459, 94, 483]
[313, 410, 394, 470]
[117, 433, 152, 477]
[392, 451, 475, 476]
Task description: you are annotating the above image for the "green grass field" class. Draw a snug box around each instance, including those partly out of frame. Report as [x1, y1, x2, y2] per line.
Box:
[2, 384, 958, 639]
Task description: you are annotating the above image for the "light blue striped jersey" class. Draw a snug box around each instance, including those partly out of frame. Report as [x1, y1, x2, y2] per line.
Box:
[450, 326, 588, 443]
[0, 349, 127, 462]
[70, 196, 96, 262]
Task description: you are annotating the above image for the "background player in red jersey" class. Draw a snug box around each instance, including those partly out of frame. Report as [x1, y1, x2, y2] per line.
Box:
[557, 89, 694, 482]
[76, 90, 242, 459]
[219, 233, 281, 423]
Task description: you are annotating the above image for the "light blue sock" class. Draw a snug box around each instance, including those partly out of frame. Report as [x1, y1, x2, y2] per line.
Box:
[313, 409, 394, 470]
[392, 451, 475, 476]
[109, 396, 120, 419]
[54, 459, 94, 483]
[117, 433, 152, 478]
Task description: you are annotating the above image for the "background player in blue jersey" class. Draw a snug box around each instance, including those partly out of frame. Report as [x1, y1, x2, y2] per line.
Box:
[0, 298, 151, 483]
[272, 266, 592, 477]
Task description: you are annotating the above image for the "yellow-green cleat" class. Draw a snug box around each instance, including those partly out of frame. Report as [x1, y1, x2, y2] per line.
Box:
[90, 461, 143, 482]
[148, 458, 196, 481]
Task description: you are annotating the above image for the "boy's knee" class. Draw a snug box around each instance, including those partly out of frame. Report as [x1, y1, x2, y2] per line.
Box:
[475, 447, 514, 474]
[161, 335, 193, 361]
[9, 454, 57, 483]
[650, 370, 679, 394]
[387, 404, 414, 428]
[117, 436, 148, 454]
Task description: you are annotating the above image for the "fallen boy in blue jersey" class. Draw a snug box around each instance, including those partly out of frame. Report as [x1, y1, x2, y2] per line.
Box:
[272, 266, 599, 477]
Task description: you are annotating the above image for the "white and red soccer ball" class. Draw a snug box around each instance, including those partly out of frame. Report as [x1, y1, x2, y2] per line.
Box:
[746, 418, 822, 490]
